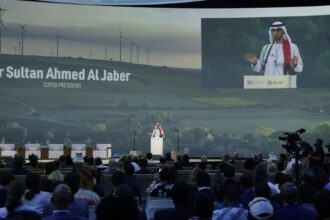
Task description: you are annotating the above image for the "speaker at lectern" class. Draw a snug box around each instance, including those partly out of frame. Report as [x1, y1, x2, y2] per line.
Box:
[150, 123, 165, 156]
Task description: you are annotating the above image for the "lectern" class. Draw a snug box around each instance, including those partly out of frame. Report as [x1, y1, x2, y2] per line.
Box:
[244, 75, 297, 89]
[150, 137, 163, 156]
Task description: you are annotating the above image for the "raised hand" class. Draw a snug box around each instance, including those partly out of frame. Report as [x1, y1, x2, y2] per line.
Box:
[244, 53, 258, 65]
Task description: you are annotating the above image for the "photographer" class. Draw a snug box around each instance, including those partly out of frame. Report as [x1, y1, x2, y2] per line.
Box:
[324, 143, 330, 175]
[309, 138, 325, 168]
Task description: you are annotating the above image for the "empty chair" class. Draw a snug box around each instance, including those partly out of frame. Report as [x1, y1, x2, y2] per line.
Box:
[94, 144, 111, 159]
[25, 144, 41, 159]
[70, 144, 86, 158]
[48, 144, 64, 159]
[0, 144, 16, 157]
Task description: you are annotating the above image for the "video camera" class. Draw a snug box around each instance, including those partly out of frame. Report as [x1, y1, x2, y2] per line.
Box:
[326, 143, 330, 152]
[325, 143, 330, 157]
[279, 128, 306, 153]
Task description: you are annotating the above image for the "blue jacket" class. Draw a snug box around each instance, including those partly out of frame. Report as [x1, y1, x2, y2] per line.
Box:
[274, 203, 316, 220]
[42, 210, 87, 220]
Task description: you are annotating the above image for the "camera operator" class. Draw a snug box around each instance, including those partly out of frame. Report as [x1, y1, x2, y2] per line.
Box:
[324, 144, 330, 175]
[309, 138, 325, 168]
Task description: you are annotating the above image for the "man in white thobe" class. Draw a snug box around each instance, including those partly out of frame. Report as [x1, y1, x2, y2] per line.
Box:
[244, 21, 303, 88]
[152, 123, 165, 138]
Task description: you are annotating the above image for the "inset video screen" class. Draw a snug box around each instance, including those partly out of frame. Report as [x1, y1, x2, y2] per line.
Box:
[202, 16, 330, 89]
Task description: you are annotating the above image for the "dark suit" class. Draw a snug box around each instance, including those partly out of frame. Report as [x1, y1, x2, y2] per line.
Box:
[135, 168, 154, 174]
[198, 187, 215, 202]
[274, 203, 316, 220]
[154, 206, 190, 220]
[43, 198, 89, 218]
[42, 210, 87, 220]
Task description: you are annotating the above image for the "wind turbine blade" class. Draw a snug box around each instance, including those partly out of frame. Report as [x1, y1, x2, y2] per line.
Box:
[0, 21, 6, 31]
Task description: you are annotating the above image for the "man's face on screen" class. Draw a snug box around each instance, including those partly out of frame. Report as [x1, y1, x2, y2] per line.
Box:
[271, 28, 284, 42]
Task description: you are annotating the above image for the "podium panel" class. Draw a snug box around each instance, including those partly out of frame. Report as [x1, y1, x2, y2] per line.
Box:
[94, 144, 111, 159]
[49, 144, 64, 159]
[25, 144, 41, 159]
[244, 75, 296, 89]
[150, 138, 163, 156]
[0, 144, 16, 157]
[71, 144, 86, 158]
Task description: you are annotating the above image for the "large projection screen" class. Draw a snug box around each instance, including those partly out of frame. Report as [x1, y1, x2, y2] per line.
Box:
[0, 0, 329, 156]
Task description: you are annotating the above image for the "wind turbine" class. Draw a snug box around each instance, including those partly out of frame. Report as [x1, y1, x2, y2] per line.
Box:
[89, 48, 92, 59]
[0, 7, 8, 54]
[55, 30, 63, 57]
[104, 46, 108, 60]
[18, 39, 21, 55]
[130, 39, 133, 63]
[135, 43, 140, 64]
[19, 24, 27, 55]
[13, 45, 17, 55]
[147, 49, 150, 65]
[119, 27, 128, 62]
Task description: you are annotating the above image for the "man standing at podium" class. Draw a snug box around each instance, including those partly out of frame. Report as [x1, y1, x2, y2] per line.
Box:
[152, 123, 165, 138]
[244, 21, 303, 88]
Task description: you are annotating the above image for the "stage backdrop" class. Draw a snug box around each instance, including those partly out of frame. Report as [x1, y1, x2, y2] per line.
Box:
[0, 1, 330, 156]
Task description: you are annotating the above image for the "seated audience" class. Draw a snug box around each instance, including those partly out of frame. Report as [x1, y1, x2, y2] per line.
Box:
[313, 191, 330, 220]
[165, 152, 174, 162]
[135, 158, 153, 174]
[0, 172, 14, 208]
[48, 160, 64, 183]
[218, 153, 234, 173]
[196, 171, 215, 203]
[0, 184, 40, 220]
[188, 167, 202, 189]
[122, 163, 141, 204]
[11, 154, 30, 175]
[131, 155, 141, 172]
[65, 155, 74, 166]
[94, 157, 106, 169]
[158, 157, 167, 169]
[146, 152, 156, 165]
[43, 172, 89, 219]
[182, 154, 192, 168]
[223, 165, 238, 185]
[42, 184, 87, 220]
[22, 173, 51, 215]
[96, 185, 140, 220]
[299, 169, 320, 203]
[27, 154, 39, 168]
[212, 183, 248, 220]
[148, 167, 175, 197]
[248, 197, 274, 220]
[173, 155, 184, 170]
[192, 192, 214, 220]
[274, 182, 316, 220]
[75, 166, 100, 220]
[244, 158, 256, 175]
[240, 173, 255, 209]
[154, 182, 191, 220]
[103, 158, 120, 174]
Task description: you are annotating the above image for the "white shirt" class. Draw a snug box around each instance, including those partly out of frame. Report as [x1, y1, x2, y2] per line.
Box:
[152, 127, 164, 138]
[22, 191, 51, 215]
[0, 205, 37, 219]
[75, 188, 100, 220]
[252, 42, 303, 76]
[252, 42, 303, 88]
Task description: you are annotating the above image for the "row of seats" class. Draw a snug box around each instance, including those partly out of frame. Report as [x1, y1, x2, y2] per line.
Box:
[0, 144, 111, 159]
